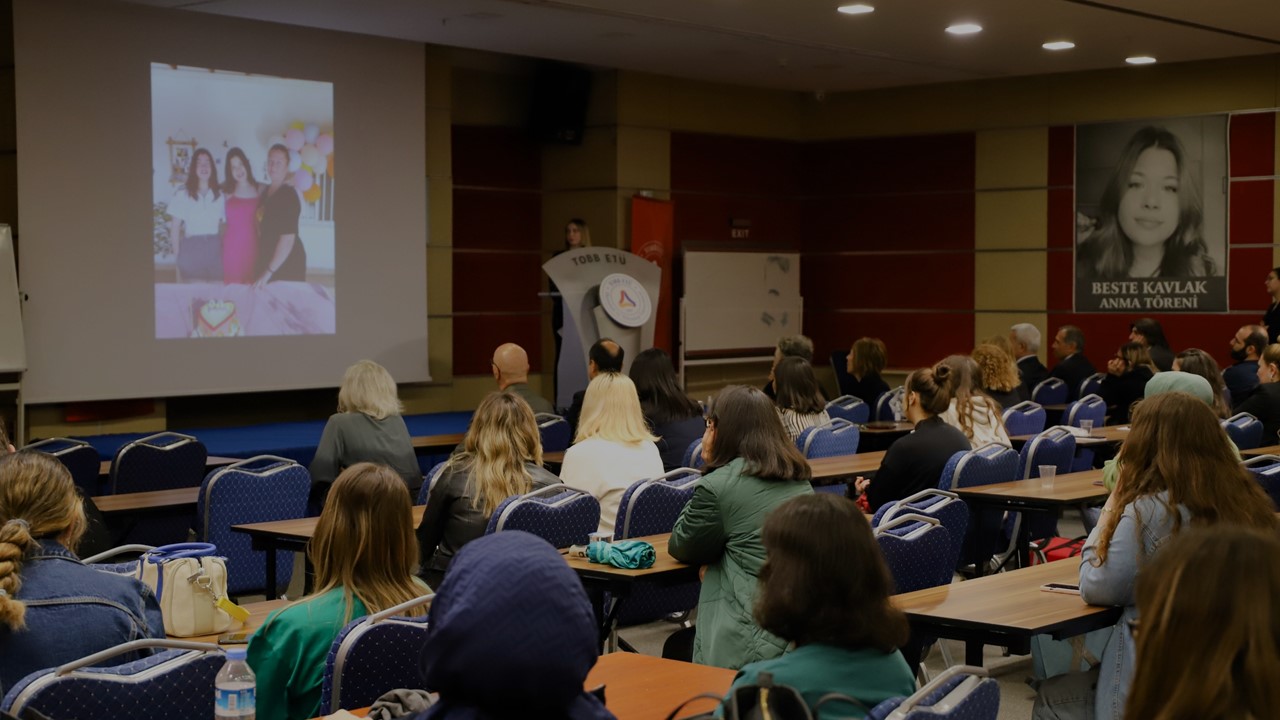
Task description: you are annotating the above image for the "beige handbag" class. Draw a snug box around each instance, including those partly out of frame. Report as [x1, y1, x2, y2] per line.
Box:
[134, 543, 235, 637]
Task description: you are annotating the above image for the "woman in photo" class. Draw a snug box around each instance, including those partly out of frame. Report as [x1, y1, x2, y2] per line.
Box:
[254, 144, 308, 287]
[168, 147, 224, 282]
[1077, 126, 1213, 280]
[220, 147, 260, 285]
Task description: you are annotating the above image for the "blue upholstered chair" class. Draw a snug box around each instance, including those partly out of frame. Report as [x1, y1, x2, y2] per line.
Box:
[876, 386, 905, 421]
[25, 437, 102, 497]
[874, 514, 954, 595]
[2, 640, 225, 720]
[535, 413, 572, 453]
[1031, 377, 1068, 406]
[1243, 454, 1280, 511]
[681, 438, 705, 470]
[825, 395, 870, 425]
[873, 490, 969, 574]
[485, 484, 599, 549]
[1002, 401, 1046, 437]
[1005, 427, 1077, 567]
[1079, 373, 1105, 400]
[1064, 394, 1107, 471]
[110, 432, 208, 494]
[83, 543, 156, 576]
[417, 460, 449, 505]
[867, 666, 999, 720]
[939, 443, 1018, 572]
[197, 456, 310, 597]
[610, 469, 702, 628]
[1223, 412, 1264, 451]
[320, 594, 434, 714]
[797, 418, 860, 496]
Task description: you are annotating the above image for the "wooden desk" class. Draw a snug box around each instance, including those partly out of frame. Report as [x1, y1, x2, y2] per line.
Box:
[893, 559, 1122, 666]
[544, 450, 565, 464]
[586, 652, 734, 720]
[861, 421, 913, 435]
[97, 455, 241, 480]
[95, 486, 201, 516]
[1010, 424, 1128, 448]
[808, 450, 884, 481]
[953, 469, 1108, 507]
[1242, 444, 1280, 458]
[411, 433, 465, 451]
[181, 598, 292, 645]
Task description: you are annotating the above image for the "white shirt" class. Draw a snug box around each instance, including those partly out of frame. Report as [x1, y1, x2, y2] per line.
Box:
[559, 437, 664, 536]
[168, 187, 225, 237]
[777, 407, 830, 441]
[939, 396, 1011, 450]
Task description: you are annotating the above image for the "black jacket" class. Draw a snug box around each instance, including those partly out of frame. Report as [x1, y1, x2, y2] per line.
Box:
[1050, 353, 1097, 401]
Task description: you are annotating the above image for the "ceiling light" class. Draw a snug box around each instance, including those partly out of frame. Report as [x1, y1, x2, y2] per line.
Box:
[946, 23, 983, 35]
[1042, 41, 1075, 51]
[837, 4, 875, 14]
[1125, 55, 1157, 65]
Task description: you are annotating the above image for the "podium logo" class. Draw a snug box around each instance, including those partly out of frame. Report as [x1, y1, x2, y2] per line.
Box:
[599, 273, 652, 328]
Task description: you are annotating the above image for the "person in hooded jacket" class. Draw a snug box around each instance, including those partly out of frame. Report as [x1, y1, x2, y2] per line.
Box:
[935, 355, 1011, 449]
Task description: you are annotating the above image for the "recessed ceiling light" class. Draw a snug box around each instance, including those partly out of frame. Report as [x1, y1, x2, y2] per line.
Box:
[1125, 55, 1157, 65]
[837, 4, 875, 14]
[946, 23, 983, 35]
[1043, 41, 1075, 51]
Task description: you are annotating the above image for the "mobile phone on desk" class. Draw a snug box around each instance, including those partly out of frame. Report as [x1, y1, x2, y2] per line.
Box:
[1040, 582, 1081, 595]
[218, 630, 252, 644]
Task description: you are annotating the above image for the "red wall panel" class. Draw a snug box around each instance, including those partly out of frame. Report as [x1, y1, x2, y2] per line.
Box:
[802, 253, 974, 311]
[806, 310, 976, 369]
[671, 193, 802, 249]
[452, 251, 543, 313]
[453, 315, 544, 376]
[1229, 113, 1276, 178]
[1229, 247, 1274, 311]
[670, 133, 799, 195]
[800, 134, 975, 195]
[800, 194, 975, 252]
[452, 126, 541, 189]
[1229, 180, 1275, 246]
[1048, 126, 1075, 187]
[452, 189, 541, 251]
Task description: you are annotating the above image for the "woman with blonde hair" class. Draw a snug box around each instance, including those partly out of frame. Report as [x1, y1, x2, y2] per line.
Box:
[560, 373, 663, 536]
[0, 451, 165, 689]
[971, 342, 1024, 410]
[1033, 392, 1277, 720]
[936, 355, 1011, 449]
[310, 360, 421, 506]
[249, 463, 429, 720]
[416, 391, 560, 588]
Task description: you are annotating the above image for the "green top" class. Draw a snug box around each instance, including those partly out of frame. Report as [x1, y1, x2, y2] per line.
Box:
[246, 588, 370, 720]
[728, 644, 916, 719]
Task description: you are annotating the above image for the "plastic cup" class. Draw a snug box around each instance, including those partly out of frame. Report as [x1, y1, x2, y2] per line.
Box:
[1080, 419, 1095, 436]
[1038, 464, 1057, 490]
[589, 531, 611, 550]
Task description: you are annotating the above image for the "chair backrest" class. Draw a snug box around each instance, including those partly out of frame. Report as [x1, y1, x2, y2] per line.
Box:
[1064, 393, 1106, 429]
[1223, 412, 1264, 451]
[1031, 377, 1068, 405]
[873, 490, 968, 573]
[111, 432, 208, 494]
[1001, 401, 1046, 437]
[2, 640, 224, 720]
[25, 438, 102, 497]
[417, 460, 449, 504]
[681, 437, 705, 470]
[939, 443, 1019, 490]
[197, 456, 311, 595]
[1079, 373, 1105, 400]
[1017, 427, 1077, 481]
[876, 386, 905, 421]
[321, 594, 434, 713]
[796, 417, 860, 459]
[535, 413, 572, 453]
[868, 666, 999, 720]
[614, 468, 701, 540]
[1243, 454, 1280, 510]
[825, 395, 870, 425]
[874, 515, 954, 594]
[485, 485, 600, 548]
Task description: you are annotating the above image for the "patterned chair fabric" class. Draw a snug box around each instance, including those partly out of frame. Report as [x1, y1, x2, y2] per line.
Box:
[1009, 428, 1077, 552]
[111, 432, 208, 494]
[681, 438, 705, 470]
[535, 413, 572, 453]
[867, 666, 999, 720]
[1079, 373, 1105, 400]
[320, 594, 434, 713]
[417, 461, 449, 505]
[876, 386, 905, 421]
[197, 456, 310, 596]
[797, 418, 860, 459]
[874, 515, 954, 594]
[83, 544, 156, 576]
[1223, 412, 1264, 451]
[25, 438, 102, 497]
[873, 490, 969, 574]
[1243, 455, 1280, 511]
[1064, 395, 1106, 472]
[939, 443, 1019, 491]
[825, 395, 871, 425]
[611, 469, 702, 626]
[1031, 378, 1068, 406]
[484, 485, 600, 549]
[2, 640, 224, 720]
[1001, 401, 1046, 437]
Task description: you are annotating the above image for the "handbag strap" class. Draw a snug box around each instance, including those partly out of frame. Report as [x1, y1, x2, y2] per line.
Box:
[144, 542, 217, 563]
[812, 692, 869, 713]
[662, 693, 723, 720]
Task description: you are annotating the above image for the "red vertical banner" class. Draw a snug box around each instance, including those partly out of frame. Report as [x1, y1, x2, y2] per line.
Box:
[630, 196, 674, 353]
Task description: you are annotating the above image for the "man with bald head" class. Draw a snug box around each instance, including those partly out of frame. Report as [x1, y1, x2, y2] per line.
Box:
[492, 343, 554, 415]
[563, 338, 624, 434]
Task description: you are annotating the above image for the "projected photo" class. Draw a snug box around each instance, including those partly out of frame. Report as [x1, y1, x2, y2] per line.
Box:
[151, 63, 336, 338]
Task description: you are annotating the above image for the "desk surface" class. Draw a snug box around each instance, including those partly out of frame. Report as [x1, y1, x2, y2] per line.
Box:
[861, 421, 914, 435]
[563, 533, 694, 581]
[234, 506, 428, 543]
[95, 486, 201, 515]
[587, 652, 734, 720]
[1010, 425, 1128, 446]
[808, 450, 885, 479]
[412, 433, 465, 450]
[954, 469, 1108, 506]
[97, 455, 240, 479]
[1242, 444, 1280, 458]
[183, 598, 292, 644]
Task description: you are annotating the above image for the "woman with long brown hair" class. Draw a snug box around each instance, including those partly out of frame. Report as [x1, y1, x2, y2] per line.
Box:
[1172, 348, 1231, 418]
[936, 354, 1010, 449]
[1033, 392, 1277, 720]
[772, 356, 830, 441]
[248, 463, 429, 720]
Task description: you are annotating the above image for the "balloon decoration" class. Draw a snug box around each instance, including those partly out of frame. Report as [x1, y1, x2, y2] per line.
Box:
[303, 185, 322, 204]
[276, 120, 334, 206]
[294, 168, 314, 192]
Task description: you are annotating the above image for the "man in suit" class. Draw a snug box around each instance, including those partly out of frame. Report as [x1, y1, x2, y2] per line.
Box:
[1225, 324, 1267, 408]
[1010, 323, 1048, 399]
[1050, 325, 1096, 401]
[562, 338, 624, 435]
[492, 343, 555, 415]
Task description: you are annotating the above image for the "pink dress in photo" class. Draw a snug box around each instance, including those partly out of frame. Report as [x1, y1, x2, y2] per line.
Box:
[222, 195, 259, 284]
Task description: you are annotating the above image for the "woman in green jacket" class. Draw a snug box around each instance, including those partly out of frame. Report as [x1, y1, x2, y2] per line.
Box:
[668, 385, 813, 669]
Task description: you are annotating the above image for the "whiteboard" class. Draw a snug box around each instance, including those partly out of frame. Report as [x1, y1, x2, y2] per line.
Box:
[0, 226, 25, 372]
[683, 251, 802, 352]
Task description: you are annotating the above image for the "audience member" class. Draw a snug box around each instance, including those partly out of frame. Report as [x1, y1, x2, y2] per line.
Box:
[310, 360, 421, 506]
[855, 365, 969, 512]
[669, 386, 812, 669]
[1172, 348, 1232, 418]
[563, 338, 624, 435]
[1011, 323, 1049, 398]
[0, 451, 165, 691]
[772, 356, 831, 441]
[630, 348, 705, 471]
[1264, 267, 1280, 344]
[971, 342, 1025, 410]
[844, 337, 890, 408]
[1033, 392, 1277, 720]
[491, 342, 554, 415]
[249, 463, 429, 720]
[763, 334, 816, 400]
[415, 532, 614, 720]
[1224, 324, 1266, 407]
[1235, 343, 1280, 443]
[416, 392, 560, 588]
[559, 373, 662, 536]
[1129, 318, 1173, 372]
[1098, 342, 1155, 424]
[1050, 325, 1097, 401]
[1124, 526, 1280, 720]
[936, 355, 1011, 449]
[724, 494, 915, 714]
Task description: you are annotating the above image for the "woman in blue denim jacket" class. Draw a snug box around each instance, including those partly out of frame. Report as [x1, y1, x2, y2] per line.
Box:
[0, 451, 165, 692]
[1034, 392, 1277, 720]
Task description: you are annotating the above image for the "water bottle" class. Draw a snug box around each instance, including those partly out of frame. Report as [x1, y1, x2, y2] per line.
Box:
[215, 647, 256, 720]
